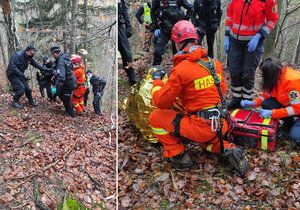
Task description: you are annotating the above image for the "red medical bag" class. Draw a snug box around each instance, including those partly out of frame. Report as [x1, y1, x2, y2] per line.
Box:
[228, 109, 279, 151]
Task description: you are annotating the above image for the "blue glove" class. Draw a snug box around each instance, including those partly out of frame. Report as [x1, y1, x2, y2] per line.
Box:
[224, 36, 229, 54]
[247, 33, 261, 52]
[154, 29, 161, 38]
[51, 86, 57, 95]
[259, 109, 272, 118]
[152, 70, 165, 80]
[240, 100, 255, 108]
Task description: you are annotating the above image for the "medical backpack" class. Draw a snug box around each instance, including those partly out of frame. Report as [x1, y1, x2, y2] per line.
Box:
[228, 109, 279, 151]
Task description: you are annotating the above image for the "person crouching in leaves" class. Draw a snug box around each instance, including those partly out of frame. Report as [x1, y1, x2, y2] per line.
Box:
[36, 71, 46, 97]
[148, 20, 249, 176]
[86, 70, 106, 115]
[70, 55, 87, 114]
[240, 58, 300, 148]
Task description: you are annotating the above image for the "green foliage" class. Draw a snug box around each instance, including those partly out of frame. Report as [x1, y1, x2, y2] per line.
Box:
[57, 196, 89, 210]
[196, 180, 213, 194]
[159, 199, 170, 210]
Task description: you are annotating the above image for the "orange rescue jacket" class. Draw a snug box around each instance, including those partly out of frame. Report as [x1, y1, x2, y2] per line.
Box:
[254, 67, 300, 119]
[73, 65, 86, 85]
[225, 0, 278, 41]
[151, 45, 227, 113]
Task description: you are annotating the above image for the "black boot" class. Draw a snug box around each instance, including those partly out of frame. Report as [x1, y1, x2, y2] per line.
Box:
[12, 101, 23, 109]
[29, 99, 38, 107]
[223, 147, 249, 176]
[227, 97, 242, 110]
[169, 151, 193, 169]
[125, 67, 137, 85]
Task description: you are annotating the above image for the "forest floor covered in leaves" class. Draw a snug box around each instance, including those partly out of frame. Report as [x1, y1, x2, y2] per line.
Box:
[118, 54, 300, 209]
[0, 91, 116, 209]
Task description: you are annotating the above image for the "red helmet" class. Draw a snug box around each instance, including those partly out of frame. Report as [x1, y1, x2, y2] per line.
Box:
[71, 55, 82, 64]
[171, 20, 199, 43]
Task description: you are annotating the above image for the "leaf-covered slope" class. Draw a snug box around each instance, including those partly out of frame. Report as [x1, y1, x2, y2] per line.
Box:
[0, 92, 116, 209]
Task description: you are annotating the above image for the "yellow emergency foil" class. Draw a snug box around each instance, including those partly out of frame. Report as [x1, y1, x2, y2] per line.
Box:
[123, 68, 162, 143]
[123, 67, 183, 143]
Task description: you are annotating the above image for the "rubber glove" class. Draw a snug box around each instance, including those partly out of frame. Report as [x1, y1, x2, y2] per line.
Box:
[247, 33, 261, 52]
[224, 36, 229, 54]
[154, 29, 161, 38]
[259, 109, 272, 118]
[51, 86, 57, 95]
[152, 69, 165, 80]
[240, 100, 255, 108]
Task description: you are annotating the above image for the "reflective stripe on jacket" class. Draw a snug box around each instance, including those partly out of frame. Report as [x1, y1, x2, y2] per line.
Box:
[254, 67, 300, 118]
[225, 0, 278, 40]
[143, 3, 152, 24]
[73, 65, 86, 85]
[151, 45, 227, 113]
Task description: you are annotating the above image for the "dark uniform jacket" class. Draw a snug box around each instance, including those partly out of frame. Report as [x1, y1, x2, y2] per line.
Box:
[151, 0, 195, 33]
[6, 51, 46, 80]
[90, 75, 106, 94]
[42, 60, 54, 80]
[54, 53, 76, 89]
[118, 0, 131, 31]
[118, 0, 130, 25]
[194, 0, 222, 33]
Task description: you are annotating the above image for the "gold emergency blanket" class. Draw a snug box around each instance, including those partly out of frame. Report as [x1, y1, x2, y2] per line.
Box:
[123, 67, 183, 143]
[123, 68, 162, 143]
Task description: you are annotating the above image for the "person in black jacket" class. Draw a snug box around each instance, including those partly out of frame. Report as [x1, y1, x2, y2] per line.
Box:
[193, 0, 222, 58]
[118, 0, 137, 85]
[151, 0, 195, 65]
[6, 44, 48, 109]
[135, 1, 155, 52]
[118, 0, 136, 85]
[86, 70, 106, 115]
[51, 45, 77, 117]
[42, 55, 55, 101]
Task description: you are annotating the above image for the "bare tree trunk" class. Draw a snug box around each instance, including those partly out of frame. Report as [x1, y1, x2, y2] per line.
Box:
[0, 34, 7, 67]
[294, 35, 300, 65]
[83, 0, 88, 67]
[69, 0, 79, 54]
[264, 1, 282, 58]
[1, 0, 19, 58]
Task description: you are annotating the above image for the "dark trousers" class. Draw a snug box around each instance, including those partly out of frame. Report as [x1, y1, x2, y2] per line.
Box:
[93, 92, 102, 114]
[8, 77, 33, 102]
[198, 30, 215, 58]
[228, 37, 263, 100]
[118, 24, 133, 67]
[262, 97, 300, 142]
[152, 31, 176, 65]
[57, 86, 75, 117]
[45, 79, 53, 100]
[38, 81, 46, 98]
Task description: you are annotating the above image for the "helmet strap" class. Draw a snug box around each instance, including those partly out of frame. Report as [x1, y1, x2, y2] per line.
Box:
[179, 41, 189, 51]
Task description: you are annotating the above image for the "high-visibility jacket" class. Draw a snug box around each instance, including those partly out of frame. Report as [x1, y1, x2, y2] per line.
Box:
[73, 65, 86, 85]
[254, 67, 300, 119]
[143, 3, 152, 24]
[225, 0, 279, 41]
[151, 45, 227, 113]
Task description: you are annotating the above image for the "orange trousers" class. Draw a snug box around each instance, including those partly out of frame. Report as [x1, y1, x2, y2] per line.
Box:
[148, 109, 236, 158]
[71, 86, 86, 113]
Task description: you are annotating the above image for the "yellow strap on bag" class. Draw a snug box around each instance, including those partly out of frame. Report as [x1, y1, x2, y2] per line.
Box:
[261, 130, 268, 150]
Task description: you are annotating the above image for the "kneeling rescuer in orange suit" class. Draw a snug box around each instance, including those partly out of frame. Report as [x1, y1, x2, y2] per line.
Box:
[148, 20, 249, 175]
